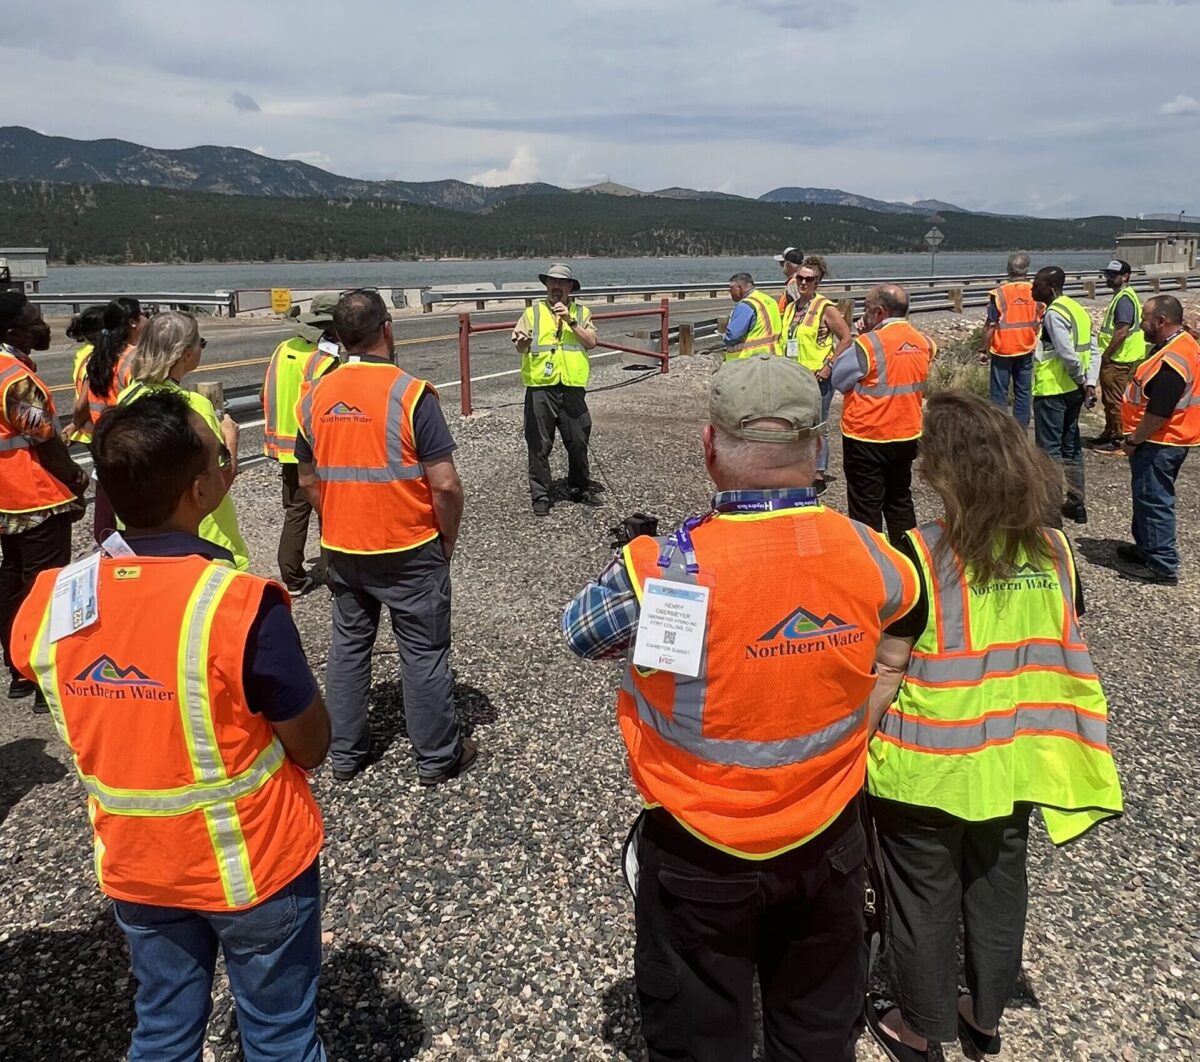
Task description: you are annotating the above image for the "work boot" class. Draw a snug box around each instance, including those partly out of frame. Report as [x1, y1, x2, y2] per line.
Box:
[7, 676, 35, 700]
[532, 499, 551, 517]
[419, 738, 479, 787]
[1061, 502, 1088, 524]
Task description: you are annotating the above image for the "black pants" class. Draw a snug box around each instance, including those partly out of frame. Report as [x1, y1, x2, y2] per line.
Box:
[634, 804, 867, 1062]
[523, 385, 591, 503]
[842, 437, 918, 541]
[0, 513, 72, 681]
[869, 797, 1032, 1042]
[277, 463, 323, 590]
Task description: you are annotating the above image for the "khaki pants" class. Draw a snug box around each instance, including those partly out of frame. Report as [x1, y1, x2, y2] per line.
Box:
[1098, 359, 1134, 442]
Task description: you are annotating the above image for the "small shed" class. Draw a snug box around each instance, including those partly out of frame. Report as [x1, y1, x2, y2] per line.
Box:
[0, 247, 49, 293]
[1114, 232, 1197, 274]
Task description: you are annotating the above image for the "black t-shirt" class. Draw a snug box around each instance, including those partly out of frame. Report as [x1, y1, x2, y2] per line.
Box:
[884, 532, 1086, 640]
[1144, 363, 1187, 420]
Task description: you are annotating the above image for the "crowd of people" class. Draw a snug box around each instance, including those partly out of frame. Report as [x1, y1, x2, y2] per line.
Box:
[0, 249, 1196, 1058]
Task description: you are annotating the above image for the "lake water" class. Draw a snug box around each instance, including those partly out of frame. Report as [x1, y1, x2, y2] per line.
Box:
[42, 251, 1113, 295]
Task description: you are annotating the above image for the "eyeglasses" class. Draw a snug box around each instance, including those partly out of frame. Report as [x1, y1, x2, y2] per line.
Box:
[216, 443, 232, 471]
[199, 337, 207, 350]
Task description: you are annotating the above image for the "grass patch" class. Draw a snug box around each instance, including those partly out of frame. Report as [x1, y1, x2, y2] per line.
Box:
[928, 323, 989, 396]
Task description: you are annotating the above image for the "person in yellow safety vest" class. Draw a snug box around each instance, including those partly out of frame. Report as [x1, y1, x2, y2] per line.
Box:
[1030, 266, 1100, 526]
[62, 306, 106, 445]
[261, 292, 340, 594]
[722, 272, 782, 360]
[511, 263, 599, 517]
[863, 391, 1122, 1062]
[773, 246, 805, 309]
[778, 255, 853, 494]
[1088, 259, 1148, 455]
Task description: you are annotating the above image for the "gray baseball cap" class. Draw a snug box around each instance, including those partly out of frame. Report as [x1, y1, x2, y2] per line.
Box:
[538, 263, 581, 291]
[710, 355, 825, 442]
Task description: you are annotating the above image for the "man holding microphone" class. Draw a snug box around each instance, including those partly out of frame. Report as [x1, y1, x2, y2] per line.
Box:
[511, 264, 599, 516]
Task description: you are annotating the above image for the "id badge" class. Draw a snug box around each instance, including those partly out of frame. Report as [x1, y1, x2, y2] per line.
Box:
[633, 578, 710, 678]
[786, 338, 799, 359]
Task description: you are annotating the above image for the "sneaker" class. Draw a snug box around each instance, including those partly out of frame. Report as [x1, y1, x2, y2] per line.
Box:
[532, 499, 551, 517]
[331, 763, 364, 783]
[7, 676, 36, 700]
[1088, 440, 1124, 456]
[31, 690, 49, 715]
[1115, 543, 1146, 564]
[1117, 559, 1178, 586]
[1061, 503, 1088, 525]
[418, 738, 479, 787]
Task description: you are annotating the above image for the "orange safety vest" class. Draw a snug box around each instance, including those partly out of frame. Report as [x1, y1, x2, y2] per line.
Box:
[841, 319, 936, 443]
[10, 555, 323, 910]
[618, 507, 919, 858]
[1121, 330, 1200, 446]
[0, 349, 77, 515]
[297, 360, 439, 555]
[989, 281, 1043, 356]
[86, 346, 137, 425]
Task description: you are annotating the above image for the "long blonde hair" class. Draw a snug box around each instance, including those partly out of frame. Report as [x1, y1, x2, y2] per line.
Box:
[129, 311, 200, 384]
[919, 391, 1061, 585]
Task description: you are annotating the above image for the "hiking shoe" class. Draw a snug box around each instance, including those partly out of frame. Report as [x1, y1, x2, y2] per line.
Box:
[1087, 440, 1124, 456]
[1061, 503, 1088, 524]
[532, 499, 551, 517]
[1117, 559, 1178, 586]
[7, 676, 35, 700]
[419, 738, 479, 787]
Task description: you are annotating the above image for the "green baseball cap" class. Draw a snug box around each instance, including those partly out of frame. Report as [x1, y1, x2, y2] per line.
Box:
[710, 355, 825, 442]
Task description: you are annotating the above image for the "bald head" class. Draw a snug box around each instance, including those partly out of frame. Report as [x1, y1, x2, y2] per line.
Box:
[1031, 266, 1065, 304]
[868, 284, 909, 317]
[1007, 252, 1030, 278]
[1145, 294, 1184, 324]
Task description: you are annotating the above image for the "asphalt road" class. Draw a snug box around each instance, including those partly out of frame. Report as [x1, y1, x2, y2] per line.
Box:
[36, 298, 732, 409]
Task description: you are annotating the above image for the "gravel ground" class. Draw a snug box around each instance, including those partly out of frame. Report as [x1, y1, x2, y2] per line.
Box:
[2, 301, 1199, 1060]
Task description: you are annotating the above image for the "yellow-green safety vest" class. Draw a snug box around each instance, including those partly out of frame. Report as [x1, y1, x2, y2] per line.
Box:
[1034, 295, 1093, 397]
[1099, 286, 1147, 365]
[725, 289, 782, 360]
[262, 337, 338, 463]
[117, 379, 251, 571]
[868, 521, 1123, 845]
[521, 300, 592, 388]
[778, 293, 834, 370]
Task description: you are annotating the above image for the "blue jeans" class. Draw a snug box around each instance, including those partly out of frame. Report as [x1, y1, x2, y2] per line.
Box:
[112, 860, 325, 1062]
[816, 376, 834, 473]
[1033, 390, 1086, 509]
[1130, 442, 1190, 576]
[989, 354, 1033, 428]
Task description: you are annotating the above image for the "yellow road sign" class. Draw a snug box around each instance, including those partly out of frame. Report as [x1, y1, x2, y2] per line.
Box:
[270, 288, 292, 314]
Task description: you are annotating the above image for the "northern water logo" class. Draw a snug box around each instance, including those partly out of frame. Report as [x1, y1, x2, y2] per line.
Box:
[66, 655, 172, 700]
[746, 605, 864, 659]
[321, 401, 372, 423]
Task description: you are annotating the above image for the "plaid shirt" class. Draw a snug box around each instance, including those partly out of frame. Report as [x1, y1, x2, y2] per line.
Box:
[561, 488, 819, 660]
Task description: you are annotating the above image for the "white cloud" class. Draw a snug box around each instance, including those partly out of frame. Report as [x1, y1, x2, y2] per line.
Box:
[1160, 93, 1200, 116]
[468, 145, 540, 187]
[286, 150, 333, 167]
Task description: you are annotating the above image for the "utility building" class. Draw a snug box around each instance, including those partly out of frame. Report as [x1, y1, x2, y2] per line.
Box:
[0, 247, 49, 293]
[1114, 232, 1198, 274]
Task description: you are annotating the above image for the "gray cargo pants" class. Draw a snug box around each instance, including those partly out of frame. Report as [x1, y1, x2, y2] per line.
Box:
[524, 385, 592, 503]
[324, 540, 460, 775]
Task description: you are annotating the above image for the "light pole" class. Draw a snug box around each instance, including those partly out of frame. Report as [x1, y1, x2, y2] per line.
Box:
[925, 227, 944, 277]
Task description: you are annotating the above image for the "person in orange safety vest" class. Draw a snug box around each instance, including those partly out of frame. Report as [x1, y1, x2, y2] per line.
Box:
[10, 389, 331, 1061]
[563, 354, 920, 1062]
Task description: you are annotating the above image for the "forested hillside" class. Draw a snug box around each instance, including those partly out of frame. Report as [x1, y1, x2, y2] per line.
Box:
[0, 181, 1164, 264]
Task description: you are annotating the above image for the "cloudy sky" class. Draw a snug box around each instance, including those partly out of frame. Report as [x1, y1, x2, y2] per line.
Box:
[7, 0, 1199, 216]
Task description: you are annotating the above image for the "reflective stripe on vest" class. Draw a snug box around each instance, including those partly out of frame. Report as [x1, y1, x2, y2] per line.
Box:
[29, 564, 280, 907]
[840, 321, 934, 443]
[264, 340, 334, 461]
[989, 281, 1042, 356]
[868, 521, 1122, 844]
[726, 289, 781, 359]
[299, 372, 426, 483]
[86, 347, 137, 421]
[1034, 298, 1092, 396]
[522, 301, 592, 387]
[0, 354, 74, 513]
[779, 293, 833, 370]
[1120, 330, 1200, 445]
[1099, 287, 1147, 365]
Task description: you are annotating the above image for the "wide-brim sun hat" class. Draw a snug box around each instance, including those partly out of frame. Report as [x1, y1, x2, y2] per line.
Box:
[294, 291, 339, 343]
[538, 263, 581, 291]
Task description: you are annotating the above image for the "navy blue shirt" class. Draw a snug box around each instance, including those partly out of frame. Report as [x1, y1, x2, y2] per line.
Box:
[123, 532, 317, 723]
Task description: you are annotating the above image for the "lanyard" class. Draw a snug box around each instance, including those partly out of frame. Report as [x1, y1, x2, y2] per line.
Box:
[657, 493, 819, 575]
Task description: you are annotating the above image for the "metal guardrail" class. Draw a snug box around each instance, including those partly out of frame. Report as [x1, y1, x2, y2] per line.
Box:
[420, 269, 1197, 311]
[30, 291, 234, 314]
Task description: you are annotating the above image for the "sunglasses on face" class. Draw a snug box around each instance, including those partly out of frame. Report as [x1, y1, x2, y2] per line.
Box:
[217, 443, 232, 471]
[797, 275, 819, 284]
[199, 337, 207, 350]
